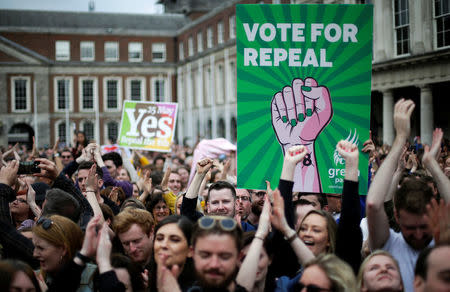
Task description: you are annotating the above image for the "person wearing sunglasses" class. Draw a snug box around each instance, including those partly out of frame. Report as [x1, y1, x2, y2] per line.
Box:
[186, 216, 246, 292]
[181, 158, 256, 231]
[60, 148, 74, 167]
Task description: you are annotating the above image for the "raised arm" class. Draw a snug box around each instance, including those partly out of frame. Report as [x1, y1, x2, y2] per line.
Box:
[236, 196, 271, 291]
[120, 148, 139, 182]
[422, 128, 450, 202]
[181, 158, 213, 220]
[366, 99, 415, 250]
[335, 140, 362, 273]
[271, 189, 315, 265]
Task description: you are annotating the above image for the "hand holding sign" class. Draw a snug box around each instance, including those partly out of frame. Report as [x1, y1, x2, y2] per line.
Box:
[271, 77, 332, 192]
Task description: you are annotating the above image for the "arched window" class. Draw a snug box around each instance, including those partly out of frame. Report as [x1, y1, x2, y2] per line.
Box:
[218, 118, 225, 138]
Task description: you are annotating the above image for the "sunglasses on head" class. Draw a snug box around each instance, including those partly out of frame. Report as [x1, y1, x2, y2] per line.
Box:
[37, 217, 53, 230]
[198, 216, 237, 231]
[294, 282, 333, 292]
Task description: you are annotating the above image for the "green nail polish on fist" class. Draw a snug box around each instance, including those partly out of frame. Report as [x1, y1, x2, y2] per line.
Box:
[302, 86, 311, 92]
[306, 109, 313, 116]
[298, 113, 305, 122]
[282, 116, 288, 123]
[290, 119, 297, 127]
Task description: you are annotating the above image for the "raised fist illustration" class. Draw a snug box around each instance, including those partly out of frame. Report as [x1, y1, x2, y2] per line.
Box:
[271, 77, 333, 192]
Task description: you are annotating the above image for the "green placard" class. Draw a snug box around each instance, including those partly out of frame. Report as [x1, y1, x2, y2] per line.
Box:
[237, 4, 373, 195]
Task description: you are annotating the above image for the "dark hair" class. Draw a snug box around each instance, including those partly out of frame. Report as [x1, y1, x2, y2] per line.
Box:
[191, 217, 243, 252]
[102, 152, 123, 168]
[150, 171, 164, 186]
[42, 188, 81, 223]
[298, 193, 327, 209]
[101, 186, 125, 206]
[154, 155, 166, 164]
[120, 197, 146, 212]
[415, 246, 433, 279]
[110, 254, 145, 291]
[207, 181, 236, 202]
[99, 203, 114, 225]
[0, 260, 41, 292]
[146, 194, 169, 215]
[76, 131, 88, 147]
[149, 215, 195, 292]
[154, 215, 194, 244]
[78, 161, 103, 179]
[394, 178, 433, 214]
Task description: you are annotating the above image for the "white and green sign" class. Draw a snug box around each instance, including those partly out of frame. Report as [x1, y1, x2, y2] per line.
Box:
[118, 101, 178, 152]
[237, 4, 373, 194]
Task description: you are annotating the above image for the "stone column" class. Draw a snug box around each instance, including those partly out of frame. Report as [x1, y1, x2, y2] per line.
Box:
[210, 54, 217, 138]
[382, 89, 394, 145]
[420, 85, 433, 145]
[176, 67, 184, 144]
[224, 48, 231, 142]
[186, 63, 194, 144]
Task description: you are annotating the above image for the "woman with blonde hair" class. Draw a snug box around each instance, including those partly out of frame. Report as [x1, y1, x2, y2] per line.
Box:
[33, 214, 99, 291]
[357, 250, 403, 292]
[298, 253, 357, 292]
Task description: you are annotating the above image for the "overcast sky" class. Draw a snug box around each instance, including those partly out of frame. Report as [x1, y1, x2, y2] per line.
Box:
[0, 0, 164, 14]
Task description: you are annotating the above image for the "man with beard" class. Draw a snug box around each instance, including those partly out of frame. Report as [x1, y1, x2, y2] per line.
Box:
[244, 190, 266, 229]
[235, 189, 251, 222]
[181, 158, 255, 231]
[366, 99, 449, 292]
[189, 216, 246, 292]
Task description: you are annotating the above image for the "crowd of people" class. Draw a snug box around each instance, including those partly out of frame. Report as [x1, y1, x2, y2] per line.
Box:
[0, 98, 449, 292]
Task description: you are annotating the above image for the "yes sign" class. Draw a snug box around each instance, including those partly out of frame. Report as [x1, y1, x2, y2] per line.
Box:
[118, 101, 178, 152]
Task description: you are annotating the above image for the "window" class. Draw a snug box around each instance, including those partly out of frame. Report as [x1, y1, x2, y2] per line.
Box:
[127, 78, 146, 101]
[103, 77, 122, 111]
[218, 21, 224, 44]
[197, 31, 203, 53]
[435, 0, 450, 48]
[56, 120, 75, 144]
[188, 36, 194, 57]
[54, 77, 73, 112]
[11, 76, 30, 112]
[82, 121, 95, 142]
[105, 42, 119, 61]
[152, 78, 165, 102]
[216, 64, 224, 103]
[229, 15, 236, 39]
[79, 78, 97, 111]
[207, 27, 213, 48]
[55, 41, 70, 61]
[128, 42, 143, 62]
[179, 42, 184, 60]
[152, 43, 166, 62]
[105, 121, 119, 144]
[80, 41, 95, 61]
[394, 0, 410, 55]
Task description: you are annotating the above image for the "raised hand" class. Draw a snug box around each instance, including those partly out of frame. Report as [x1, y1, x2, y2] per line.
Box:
[393, 98, 415, 140]
[34, 158, 58, 182]
[196, 158, 213, 175]
[423, 128, 443, 166]
[0, 160, 19, 187]
[336, 140, 359, 182]
[272, 78, 332, 146]
[81, 214, 103, 259]
[271, 78, 332, 193]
